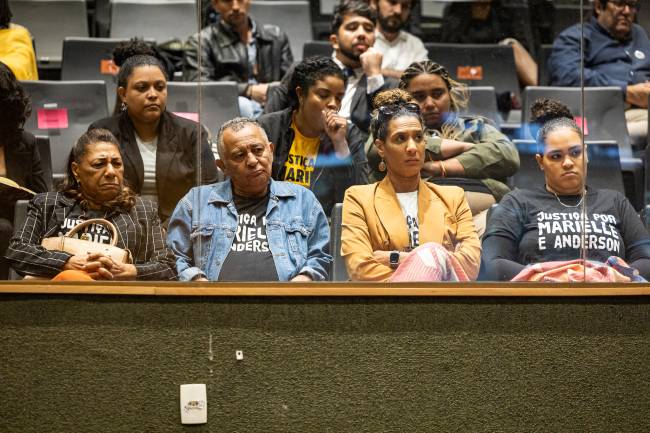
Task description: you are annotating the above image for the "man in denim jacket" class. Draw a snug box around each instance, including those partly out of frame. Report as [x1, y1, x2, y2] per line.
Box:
[167, 118, 332, 282]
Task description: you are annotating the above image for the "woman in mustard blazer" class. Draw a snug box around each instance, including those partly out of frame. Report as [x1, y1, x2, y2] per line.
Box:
[341, 89, 481, 281]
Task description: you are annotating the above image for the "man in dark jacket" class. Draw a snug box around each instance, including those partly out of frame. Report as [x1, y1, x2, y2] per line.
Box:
[548, 0, 650, 146]
[183, 0, 293, 117]
[264, 0, 392, 133]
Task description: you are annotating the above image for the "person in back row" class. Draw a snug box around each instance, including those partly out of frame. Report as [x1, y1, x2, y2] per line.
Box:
[258, 56, 369, 216]
[366, 61, 519, 235]
[183, 0, 293, 118]
[89, 54, 219, 223]
[0, 0, 38, 80]
[482, 98, 650, 281]
[265, 0, 391, 133]
[167, 118, 331, 282]
[368, 0, 428, 79]
[548, 0, 650, 147]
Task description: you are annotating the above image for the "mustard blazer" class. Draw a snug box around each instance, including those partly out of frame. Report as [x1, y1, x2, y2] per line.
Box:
[341, 177, 481, 281]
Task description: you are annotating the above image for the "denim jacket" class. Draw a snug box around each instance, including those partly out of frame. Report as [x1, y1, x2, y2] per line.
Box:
[167, 179, 332, 281]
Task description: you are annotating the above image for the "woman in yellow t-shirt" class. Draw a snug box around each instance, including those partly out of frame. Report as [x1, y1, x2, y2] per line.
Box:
[257, 56, 369, 216]
[0, 1, 38, 80]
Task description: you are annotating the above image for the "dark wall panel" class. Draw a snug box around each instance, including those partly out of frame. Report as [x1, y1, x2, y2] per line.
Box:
[1, 295, 650, 432]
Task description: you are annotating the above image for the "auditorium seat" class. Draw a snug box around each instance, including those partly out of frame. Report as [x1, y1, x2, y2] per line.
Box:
[166, 82, 240, 138]
[329, 203, 349, 282]
[61, 37, 140, 112]
[20, 80, 109, 183]
[424, 43, 520, 112]
[8, 200, 29, 281]
[512, 139, 626, 196]
[465, 86, 501, 129]
[109, 0, 197, 43]
[9, 0, 88, 64]
[35, 136, 54, 191]
[302, 41, 333, 60]
[537, 44, 553, 86]
[249, 1, 312, 61]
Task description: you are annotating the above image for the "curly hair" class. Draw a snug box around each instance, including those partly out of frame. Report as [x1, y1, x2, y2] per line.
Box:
[0, 61, 31, 146]
[60, 129, 136, 211]
[370, 88, 424, 142]
[113, 38, 156, 68]
[288, 56, 346, 110]
[530, 98, 582, 155]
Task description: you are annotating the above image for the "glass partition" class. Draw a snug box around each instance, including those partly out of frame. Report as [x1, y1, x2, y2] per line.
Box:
[5, 0, 650, 285]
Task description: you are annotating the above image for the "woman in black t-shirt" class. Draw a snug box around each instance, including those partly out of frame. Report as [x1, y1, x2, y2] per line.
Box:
[482, 98, 650, 281]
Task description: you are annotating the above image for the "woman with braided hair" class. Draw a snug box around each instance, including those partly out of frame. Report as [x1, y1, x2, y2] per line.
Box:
[366, 60, 519, 235]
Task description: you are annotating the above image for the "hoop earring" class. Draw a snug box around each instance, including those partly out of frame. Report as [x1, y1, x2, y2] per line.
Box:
[378, 159, 386, 172]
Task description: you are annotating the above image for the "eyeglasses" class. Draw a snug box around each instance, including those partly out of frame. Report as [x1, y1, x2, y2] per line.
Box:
[609, 0, 640, 10]
[377, 103, 421, 122]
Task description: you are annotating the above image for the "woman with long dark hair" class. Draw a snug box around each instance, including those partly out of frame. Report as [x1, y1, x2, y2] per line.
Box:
[0, 61, 46, 279]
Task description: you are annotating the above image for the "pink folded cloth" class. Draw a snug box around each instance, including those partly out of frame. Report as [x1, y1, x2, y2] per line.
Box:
[511, 257, 645, 282]
[390, 242, 469, 282]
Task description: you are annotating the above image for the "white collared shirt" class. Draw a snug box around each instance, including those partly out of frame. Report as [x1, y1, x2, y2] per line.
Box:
[332, 54, 385, 120]
[374, 30, 428, 71]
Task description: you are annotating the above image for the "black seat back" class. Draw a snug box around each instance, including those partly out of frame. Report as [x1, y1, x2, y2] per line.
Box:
[512, 139, 625, 195]
[21, 80, 109, 183]
[329, 203, 349, 282]
[424, 43, 520, 106]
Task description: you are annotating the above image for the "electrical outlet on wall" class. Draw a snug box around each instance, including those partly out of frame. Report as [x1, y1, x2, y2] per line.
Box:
[180, 384, 207, 424]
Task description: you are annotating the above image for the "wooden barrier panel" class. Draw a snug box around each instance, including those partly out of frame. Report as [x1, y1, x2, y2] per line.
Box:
[1, 283, 650, 432]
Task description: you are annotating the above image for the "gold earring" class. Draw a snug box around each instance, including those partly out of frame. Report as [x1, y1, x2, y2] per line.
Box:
[378, 159, 386, 172]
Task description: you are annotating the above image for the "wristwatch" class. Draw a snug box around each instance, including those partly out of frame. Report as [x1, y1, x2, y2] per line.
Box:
[389, 251, 400, 269]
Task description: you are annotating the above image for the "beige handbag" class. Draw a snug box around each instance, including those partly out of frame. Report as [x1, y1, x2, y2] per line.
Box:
[41, 218, 132, 264]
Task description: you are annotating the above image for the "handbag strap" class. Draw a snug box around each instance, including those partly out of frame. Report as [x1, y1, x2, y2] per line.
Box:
[65, 218, 119, 246]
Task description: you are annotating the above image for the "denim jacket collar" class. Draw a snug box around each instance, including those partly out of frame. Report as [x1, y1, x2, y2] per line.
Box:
[207, 178, 297, 205]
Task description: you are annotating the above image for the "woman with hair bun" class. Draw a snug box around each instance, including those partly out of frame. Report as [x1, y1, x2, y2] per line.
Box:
[482, 98, 650, 281]
[341, 88, 481, 282]
[88, 50, 219, 223]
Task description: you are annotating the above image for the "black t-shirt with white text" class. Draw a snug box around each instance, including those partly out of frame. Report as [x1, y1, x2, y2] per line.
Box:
[58, 205, 113, 244]
[218, 192, 279, 282]
[483, 186, 650, 280]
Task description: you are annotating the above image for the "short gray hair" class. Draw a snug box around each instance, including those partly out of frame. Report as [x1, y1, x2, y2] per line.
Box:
[216, 117, 270, 158]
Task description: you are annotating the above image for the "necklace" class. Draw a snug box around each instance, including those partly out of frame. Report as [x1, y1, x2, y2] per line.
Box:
[553, 191, 585, 208]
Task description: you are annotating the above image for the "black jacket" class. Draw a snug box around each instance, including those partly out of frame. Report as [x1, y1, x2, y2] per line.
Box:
[264, 62, 394, 133]
[88, 111, 219, 222]
[257, 108, 369, 216]
[0, 131, 48, 222]
[6, 192, 177, 280]
[183, 18, 293, 96]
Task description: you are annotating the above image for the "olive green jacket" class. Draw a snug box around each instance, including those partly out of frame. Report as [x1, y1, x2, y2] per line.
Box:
[366, 116, 519, 201]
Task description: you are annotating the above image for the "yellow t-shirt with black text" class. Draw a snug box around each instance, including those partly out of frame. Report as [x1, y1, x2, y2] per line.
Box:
[280, 121, 321, 188]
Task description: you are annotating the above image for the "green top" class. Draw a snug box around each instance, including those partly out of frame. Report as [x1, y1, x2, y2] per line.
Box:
[366, 115, 519, 201]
